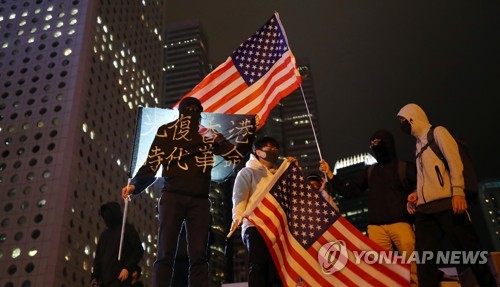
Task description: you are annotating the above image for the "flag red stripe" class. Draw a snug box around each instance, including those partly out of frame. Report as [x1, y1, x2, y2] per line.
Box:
[245, 162, 409, 287]
[257, 80, 300, 122]
[331, 218, 410, 286]
[252, 201, 303, 284]
[223, 57, 295, 114]
[255, 200, 408, 287]
[239, 56, 298, 115]
[319, 228, 388, 286]
[312, 234, 367, 286]
[244, 66, 299, 115]
[173, 59, 234, 109]
[253, 205, 330, 286]
[336, 216, 410, 279]
[203, 80, 248, 113]
[256, 197, 351, 287]
[183, 58, 233, 98]
[194, 72, 242, 111]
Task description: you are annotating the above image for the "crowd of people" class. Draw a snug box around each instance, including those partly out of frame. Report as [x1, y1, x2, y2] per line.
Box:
[92, 98, 496, 287]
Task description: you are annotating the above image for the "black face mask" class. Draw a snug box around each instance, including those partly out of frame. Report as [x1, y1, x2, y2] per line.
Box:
[180, 110, 201, 126]
[400, 120, 412, 135]
[371, 143, 392, 164]
[261, 150, 279, 165]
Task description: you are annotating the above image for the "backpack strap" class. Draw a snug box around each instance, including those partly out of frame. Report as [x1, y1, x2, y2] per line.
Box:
[425, 125, 449, 170]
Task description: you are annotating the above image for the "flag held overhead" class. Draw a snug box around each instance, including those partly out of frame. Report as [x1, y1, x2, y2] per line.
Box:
[173, 12, 302, 126]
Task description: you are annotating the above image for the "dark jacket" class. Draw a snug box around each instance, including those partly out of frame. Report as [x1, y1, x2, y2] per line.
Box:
[331, 160, 416, 225]
[330, 130, 417, 225]
[91, 202, 144, 286]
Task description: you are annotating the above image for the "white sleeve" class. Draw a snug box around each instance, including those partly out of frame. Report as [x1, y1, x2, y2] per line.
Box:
[232, 168, 252, 219]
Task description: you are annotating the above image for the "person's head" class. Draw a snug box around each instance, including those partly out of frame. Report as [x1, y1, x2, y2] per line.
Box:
[369, 129, 397, 164]
[307, 173, 324, 190]
[178, 97, 203, 123]
[99, 202, 122, 229]
[397, 103, 430, 137]
[253, 136, 280, 167]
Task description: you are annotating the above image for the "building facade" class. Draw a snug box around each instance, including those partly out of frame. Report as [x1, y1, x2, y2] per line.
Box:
[163, 20, 235, 286]
[280, 62, 322, 174]
[332, 153, 377, 234]
[0, 0, 164, 286]
[163, 20, 210, 108]
[478, 179, 500, 252]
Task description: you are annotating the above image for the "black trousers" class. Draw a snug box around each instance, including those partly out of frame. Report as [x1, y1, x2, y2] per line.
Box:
[243, 227, 282, 287]
[415, 209, 496, 287]
[153, 192, 211, 287]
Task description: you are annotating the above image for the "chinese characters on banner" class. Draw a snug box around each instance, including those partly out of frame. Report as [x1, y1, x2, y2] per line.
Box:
[129, 107, 255, 182]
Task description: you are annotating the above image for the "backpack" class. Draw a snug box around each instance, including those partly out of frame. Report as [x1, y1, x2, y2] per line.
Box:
[417, 126, 478, 201]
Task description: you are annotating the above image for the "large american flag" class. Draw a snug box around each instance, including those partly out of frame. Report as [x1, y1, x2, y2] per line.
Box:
[173, 13, 301, 125]
[242, 161, 410, 286]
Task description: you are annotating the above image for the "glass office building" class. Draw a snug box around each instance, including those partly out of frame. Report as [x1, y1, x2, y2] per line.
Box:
[0, 0, 165, 286]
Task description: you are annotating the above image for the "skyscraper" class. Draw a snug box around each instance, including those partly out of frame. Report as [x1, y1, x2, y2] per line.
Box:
[478, 179, 500, 251]
[0, 1, 164, 286]
[163, 20, 210, 108]
[332, 153, 377, 234]
[280, 61, 322, 173]
[163, 20, 232, 286]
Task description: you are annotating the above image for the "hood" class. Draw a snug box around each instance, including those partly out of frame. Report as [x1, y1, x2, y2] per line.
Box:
[99, 202, 122, 229]
[369, 129, 397, 163]
[397, 103, 432, 138]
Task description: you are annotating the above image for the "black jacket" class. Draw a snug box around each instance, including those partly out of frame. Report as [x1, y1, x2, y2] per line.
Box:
[331, 159, 417, 225]
[91, 202, 144, 286]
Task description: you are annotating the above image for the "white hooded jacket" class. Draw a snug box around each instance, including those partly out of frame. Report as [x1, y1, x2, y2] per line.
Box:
[397, 103, 465, 207]
[232, 154, 276, 237]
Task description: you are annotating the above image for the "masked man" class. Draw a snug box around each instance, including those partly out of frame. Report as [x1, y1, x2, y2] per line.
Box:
[122, 97, 257, 287]
[320, 129, 418, 286]
[398, 103, 495, 287]
[232, 136, 283, 287]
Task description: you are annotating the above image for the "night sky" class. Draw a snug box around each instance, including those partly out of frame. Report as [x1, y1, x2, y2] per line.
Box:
[165, 1, 500, 181]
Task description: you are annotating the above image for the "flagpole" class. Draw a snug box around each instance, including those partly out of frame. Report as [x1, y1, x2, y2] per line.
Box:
[298, 84, 332, 183]
[118, 178, 131, 261]
[299, 84, 323, 161]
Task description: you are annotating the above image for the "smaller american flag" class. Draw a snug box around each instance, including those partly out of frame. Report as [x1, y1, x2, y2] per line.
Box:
[243, 161, 410, 286]
[173, 13, 301, 126]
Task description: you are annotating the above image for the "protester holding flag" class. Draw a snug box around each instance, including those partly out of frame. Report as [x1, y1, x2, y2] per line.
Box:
[306, 172, 339, 211]
[122, 97, 257, 287]
[232, 136, 286, 287]
[319, 129, 418, 286]
[236, 158, 411, 286]
[91, 202, 144, 287]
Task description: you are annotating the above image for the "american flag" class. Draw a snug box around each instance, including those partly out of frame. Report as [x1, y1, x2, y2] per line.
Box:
[243, 161, 410, 286]
[172, 13, 302, 125]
